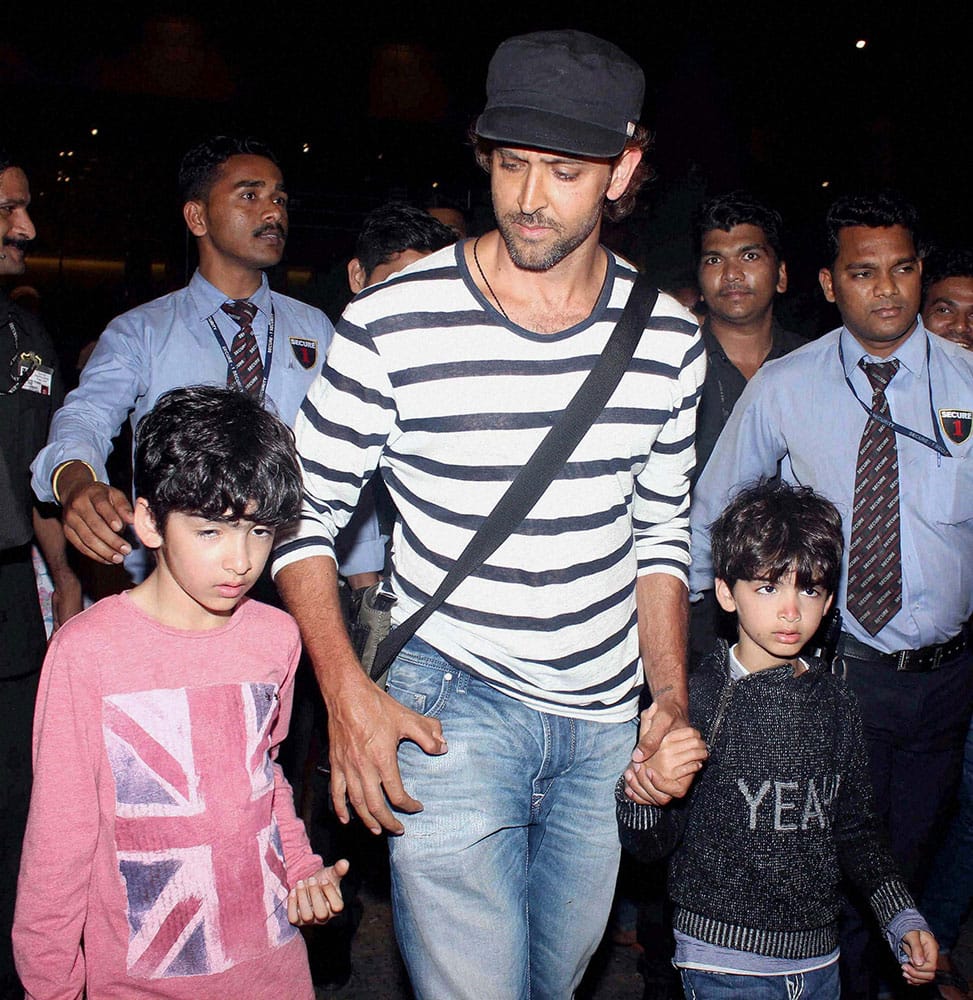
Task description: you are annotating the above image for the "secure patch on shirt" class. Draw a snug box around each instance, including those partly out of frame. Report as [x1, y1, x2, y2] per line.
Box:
[289, 337, 317, 370]
[940, 409, 972, 444]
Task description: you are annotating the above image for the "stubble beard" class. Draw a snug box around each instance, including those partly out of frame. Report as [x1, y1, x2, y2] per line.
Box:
[496, 204, 603, 272]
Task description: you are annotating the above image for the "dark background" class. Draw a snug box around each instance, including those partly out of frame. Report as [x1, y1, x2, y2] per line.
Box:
[4, 1, 970, 361]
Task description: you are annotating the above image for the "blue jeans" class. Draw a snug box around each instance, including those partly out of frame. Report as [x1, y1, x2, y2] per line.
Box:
[386, 637, 636, 1000]
[921, 714, 973, 950]
[679, 962, 840, 999]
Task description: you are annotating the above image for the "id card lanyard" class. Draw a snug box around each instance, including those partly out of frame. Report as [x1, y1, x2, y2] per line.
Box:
[3, 318, 42, 395]
[839, 334, 951, 461]
[206, 305, 275, 406]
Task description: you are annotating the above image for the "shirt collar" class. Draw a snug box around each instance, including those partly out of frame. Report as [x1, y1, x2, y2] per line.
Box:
[839, 315, 927, 380]
[765, 320, 791, 359]
[189, 269, 272, 322]
[727, 644, 750, 679]
[701, 319, 724, 358]
[701, 317, 788, 362]
[728, 643, 807, 679]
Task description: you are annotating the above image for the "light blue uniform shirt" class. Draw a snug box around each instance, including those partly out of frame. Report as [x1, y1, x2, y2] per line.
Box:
[32, 269, 384, 576]
[690, 321, 973, 654]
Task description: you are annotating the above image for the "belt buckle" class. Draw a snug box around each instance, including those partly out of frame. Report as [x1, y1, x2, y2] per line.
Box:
[896, 645, 943, 672]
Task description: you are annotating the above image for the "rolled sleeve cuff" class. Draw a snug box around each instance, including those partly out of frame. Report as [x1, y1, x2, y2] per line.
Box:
[886, 909, 930, 964]
[32, 448, 110, 504]
[270, 533, 339, 580]
[637, 562, 690, 588]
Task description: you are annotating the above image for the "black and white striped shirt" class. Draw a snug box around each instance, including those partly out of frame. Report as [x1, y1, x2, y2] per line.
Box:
[274, 244, 705, 721]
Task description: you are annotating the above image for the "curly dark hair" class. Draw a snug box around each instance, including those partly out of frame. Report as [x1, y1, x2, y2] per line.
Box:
[134, 385, 302, 530]
[711, 480, 844, 594]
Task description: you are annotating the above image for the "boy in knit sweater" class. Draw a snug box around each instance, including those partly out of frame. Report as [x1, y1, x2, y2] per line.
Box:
[617, 481, 937, 999]
[13, 386, 347, 1000]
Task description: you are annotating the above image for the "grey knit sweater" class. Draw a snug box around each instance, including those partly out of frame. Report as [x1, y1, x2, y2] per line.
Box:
[617, 642, 916, 960]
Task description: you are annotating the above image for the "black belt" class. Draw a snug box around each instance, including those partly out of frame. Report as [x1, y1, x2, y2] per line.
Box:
[839, 630, 969, 673]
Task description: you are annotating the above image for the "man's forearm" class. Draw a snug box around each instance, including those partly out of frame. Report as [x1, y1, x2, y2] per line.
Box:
[32, 507, 72, 580]
[273, 556, 364, 699]
[636, 572, 689, 712]
[274, 553, 445, 834]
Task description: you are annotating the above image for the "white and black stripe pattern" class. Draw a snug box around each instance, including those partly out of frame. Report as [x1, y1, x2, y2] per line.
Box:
[274, 245, 704, 721]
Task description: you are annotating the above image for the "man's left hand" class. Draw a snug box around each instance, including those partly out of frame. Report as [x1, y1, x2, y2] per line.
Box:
[625, 700, 695, 805]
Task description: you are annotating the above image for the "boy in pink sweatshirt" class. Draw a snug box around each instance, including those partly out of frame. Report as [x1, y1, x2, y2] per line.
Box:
[13, 385, 347, 999]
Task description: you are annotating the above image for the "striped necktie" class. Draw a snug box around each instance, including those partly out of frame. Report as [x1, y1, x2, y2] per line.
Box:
[846, 358, 902, 636]
[220, 299, 262, 396]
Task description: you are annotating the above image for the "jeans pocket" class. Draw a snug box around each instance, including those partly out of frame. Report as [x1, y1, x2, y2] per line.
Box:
[679, 968, 698, 999]
[386, 652, 456, 719]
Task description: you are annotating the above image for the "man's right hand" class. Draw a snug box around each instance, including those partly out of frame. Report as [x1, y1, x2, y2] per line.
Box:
[327, 671, 448, 836]
[58, 462, 134, 564]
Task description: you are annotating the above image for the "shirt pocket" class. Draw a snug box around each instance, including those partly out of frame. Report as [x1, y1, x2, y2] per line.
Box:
[932, 456, 973, 525]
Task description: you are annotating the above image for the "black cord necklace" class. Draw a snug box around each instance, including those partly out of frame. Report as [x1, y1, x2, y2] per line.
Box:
[473, 237, 510, 321]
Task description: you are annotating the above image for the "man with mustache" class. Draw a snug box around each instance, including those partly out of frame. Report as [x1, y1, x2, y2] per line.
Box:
[0, 150, 81, 999]
[690, 191, 973, 999]
[31, 136, 383, 586]
[272, 30, 705, 999]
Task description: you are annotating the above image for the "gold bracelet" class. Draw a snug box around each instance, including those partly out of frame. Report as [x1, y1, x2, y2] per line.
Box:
[52, 461, 97, 505]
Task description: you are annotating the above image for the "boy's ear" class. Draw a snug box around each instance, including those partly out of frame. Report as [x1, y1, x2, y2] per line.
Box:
[714, 578, 737, 614]
[823, 592, 835, 616]
[133, 497, 163, 550]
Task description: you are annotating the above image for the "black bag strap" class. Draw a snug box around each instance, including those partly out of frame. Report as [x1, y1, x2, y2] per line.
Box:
[371, 274, 660, 679]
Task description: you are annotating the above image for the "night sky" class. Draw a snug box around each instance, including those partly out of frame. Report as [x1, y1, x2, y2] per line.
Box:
[3, 1, 970, 345]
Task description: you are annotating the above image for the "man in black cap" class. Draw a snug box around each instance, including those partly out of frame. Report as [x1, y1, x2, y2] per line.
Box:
[273, 30, 704, 998]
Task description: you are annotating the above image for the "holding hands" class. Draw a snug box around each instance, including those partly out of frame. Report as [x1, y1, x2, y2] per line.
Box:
[623, 703, 708, 803]
[899, 929, 939, 986]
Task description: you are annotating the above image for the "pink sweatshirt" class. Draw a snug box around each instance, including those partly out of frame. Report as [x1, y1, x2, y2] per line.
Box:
[13, 593, 321, 999]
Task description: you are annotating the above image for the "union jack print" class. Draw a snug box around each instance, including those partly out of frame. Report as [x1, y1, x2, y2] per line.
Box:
[103, 683, 297, 980]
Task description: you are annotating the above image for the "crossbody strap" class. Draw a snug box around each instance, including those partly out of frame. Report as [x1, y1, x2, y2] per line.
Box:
[371, 274, 660, 679]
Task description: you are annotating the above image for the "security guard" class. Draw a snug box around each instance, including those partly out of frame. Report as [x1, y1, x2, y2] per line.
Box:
[0, 150, 80, 999]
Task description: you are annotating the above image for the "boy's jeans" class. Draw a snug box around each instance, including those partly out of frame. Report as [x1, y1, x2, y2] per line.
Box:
[679, 961, 840, 999]
[386, 637, 636, 1000]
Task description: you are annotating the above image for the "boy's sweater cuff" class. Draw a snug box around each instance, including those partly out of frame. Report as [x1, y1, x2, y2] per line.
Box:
[615, 775, 665, 830]
[870, 879, 917, 930]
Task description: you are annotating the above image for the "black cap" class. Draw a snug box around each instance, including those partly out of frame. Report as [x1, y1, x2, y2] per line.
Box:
[475, 30, 644, 159]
